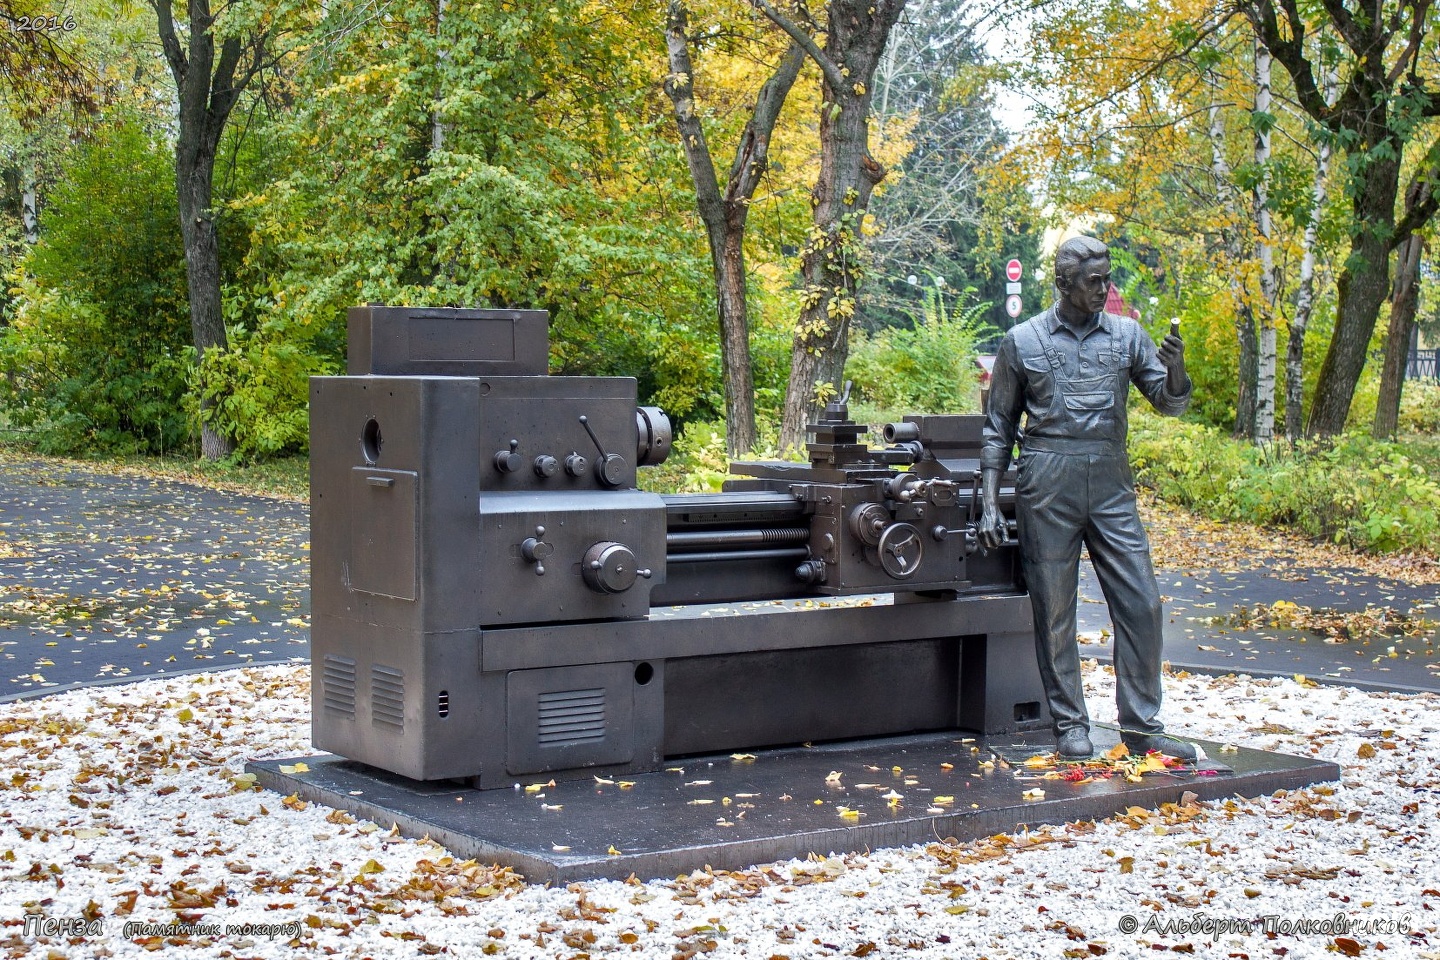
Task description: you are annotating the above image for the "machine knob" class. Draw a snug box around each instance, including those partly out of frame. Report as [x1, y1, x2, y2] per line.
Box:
[582, 541, 651, 594]
[533, 455, 559, 478]
[597, 453, 627, 488]
[795, 559, 828, 585]
[848, 503, 890, 547]
[564, 453, 588, 477]
[521, 528, 554, 576]
[494, 440, 521, 474]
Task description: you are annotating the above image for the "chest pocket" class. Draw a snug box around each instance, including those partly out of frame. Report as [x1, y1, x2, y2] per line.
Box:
[1062, 375, 1115, 414]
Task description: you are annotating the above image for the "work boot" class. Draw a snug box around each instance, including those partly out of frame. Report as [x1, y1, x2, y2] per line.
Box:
[1055, 727, 1093, 760]
[1122, 733, 1198, 763]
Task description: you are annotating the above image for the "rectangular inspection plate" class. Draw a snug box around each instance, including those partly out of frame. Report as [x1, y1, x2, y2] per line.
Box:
[249, 729, 1337, 885]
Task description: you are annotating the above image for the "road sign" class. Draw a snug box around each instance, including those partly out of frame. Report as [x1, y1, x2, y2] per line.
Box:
[1005, 294, 1023, 318]
[1005, 282, 1022, 295]
[1005, 259, 1023, 283]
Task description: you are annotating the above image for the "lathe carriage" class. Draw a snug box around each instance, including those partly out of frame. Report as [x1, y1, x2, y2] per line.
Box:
[310, 306, 1049, 787]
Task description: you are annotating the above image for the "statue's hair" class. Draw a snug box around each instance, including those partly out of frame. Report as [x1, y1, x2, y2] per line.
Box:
[1054, 236, 1110, 287]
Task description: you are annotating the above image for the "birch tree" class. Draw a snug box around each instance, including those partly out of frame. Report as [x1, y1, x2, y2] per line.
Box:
[1252, 38, 1280, 445]
[1241, 0, 1440, 436]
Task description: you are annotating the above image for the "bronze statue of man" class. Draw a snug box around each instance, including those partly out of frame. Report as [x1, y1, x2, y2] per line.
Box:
[978, 235, 1196, 761]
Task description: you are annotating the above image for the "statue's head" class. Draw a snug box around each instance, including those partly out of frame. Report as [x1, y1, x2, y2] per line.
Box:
[1054, 236, 1111, 316]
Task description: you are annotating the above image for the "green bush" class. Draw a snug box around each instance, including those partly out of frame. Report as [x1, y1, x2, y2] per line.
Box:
[0, 118, 192, 454]
[1128, 409, 1440, 554]
[1399, 380, 1440, 433]
[844, 285, 992, 418]
[637, 419, 788, 495]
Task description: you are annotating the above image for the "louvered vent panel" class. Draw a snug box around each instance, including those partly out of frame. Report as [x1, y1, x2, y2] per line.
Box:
[371, 665, 405, 730]
[321, 655, 356, 717]
[537, 688, 607, 747]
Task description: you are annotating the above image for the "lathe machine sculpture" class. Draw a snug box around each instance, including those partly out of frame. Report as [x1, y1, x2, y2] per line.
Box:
[310, 306, 1049, 787]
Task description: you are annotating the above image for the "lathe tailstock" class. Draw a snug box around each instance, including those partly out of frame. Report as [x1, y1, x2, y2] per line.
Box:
[310, 306, 1049, 786]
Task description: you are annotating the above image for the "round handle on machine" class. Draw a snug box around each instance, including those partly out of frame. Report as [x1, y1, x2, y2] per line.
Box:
[582, 541, 648, 593]
[877, 522, 923, 579]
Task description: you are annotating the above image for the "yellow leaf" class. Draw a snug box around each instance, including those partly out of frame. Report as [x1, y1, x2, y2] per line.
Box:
[825, 770, 843, 784]
[1022, 788, 1046, 800]
[932, 795, 955, 805]
[357, 858, 384, 875]
[1136, 754, 1169, 774]
[1105, 743, 1130, 761]
[176, 708, 193, 723]
[607, 844, 622, 855]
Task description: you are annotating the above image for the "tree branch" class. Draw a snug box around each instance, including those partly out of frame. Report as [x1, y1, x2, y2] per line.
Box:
[151, 0, 188, 88]
[727, 40, 805, 202]
[664, 2, 725, 232]
[1387, 0, 1432, 86]
[749, 0, 845, 92]
[1242, 0, 1339, 128]
[1389, 135, 1440, 249]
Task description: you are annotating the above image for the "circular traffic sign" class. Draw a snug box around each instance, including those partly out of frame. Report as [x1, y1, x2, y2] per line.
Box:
[1005, 294, 1023, 318]
[1005, 259, 1023, 283]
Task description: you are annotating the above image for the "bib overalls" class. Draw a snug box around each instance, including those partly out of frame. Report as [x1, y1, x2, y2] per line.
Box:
[982, 308, 1191, 741]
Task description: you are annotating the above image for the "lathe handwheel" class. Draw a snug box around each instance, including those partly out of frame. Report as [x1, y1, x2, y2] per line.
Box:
[877, 522, 923, 579]
[583, 541, 649, 594]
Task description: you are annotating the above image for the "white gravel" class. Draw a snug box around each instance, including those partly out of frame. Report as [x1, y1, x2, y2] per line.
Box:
[1, 663, 1436, 959]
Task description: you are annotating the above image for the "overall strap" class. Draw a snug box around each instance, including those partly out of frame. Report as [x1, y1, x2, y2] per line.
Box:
[1032, 309, 1065, 372]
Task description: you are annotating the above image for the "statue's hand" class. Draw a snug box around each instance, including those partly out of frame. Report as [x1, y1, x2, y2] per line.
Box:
[978, 499, 1008, 550]
[1157, 331, 1185, 372]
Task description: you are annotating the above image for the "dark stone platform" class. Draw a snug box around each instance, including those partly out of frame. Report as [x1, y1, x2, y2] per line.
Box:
[248, 728, 1337, 885]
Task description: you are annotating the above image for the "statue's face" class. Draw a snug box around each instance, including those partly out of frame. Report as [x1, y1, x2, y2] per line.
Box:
[1058, 255, 1112, 316]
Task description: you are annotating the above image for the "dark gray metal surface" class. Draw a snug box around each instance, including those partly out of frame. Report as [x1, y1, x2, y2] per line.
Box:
[249, 729, 1337, 884]
[309, 306, 1046, 788]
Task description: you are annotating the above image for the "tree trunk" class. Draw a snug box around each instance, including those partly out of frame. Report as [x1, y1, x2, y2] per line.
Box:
[153, 0, 269, 461]
[1373, 231, 1423, 438]
[665, 2, 803, 456]
[715, 225, 757, 452]
[1252, 40, 1278, 446]
[19, 161, 38, 244]
[1307, 150, 1400, 436]
[1206, 79, 1257, 439]
[1285, 65, 1336, 440]
[432, 0, 448, 153]
[176, 130, 234, 460]
[754, 0, 908, 452]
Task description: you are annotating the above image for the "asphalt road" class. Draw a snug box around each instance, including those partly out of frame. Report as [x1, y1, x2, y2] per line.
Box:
[0, 456, 1435, 699]
[0, 457, 309, 697]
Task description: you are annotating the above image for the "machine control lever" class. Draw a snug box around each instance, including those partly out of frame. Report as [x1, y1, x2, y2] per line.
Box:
[494, 439, 522, 474]
[579, 416, 628, 488]
[521, 526, 554, 575]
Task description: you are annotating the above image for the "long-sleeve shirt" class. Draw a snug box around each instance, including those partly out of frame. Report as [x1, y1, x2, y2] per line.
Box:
[980, 306, 1191, 474]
